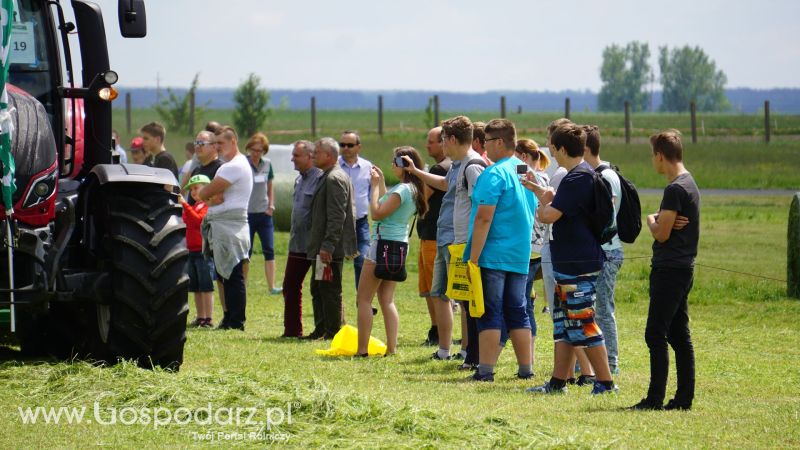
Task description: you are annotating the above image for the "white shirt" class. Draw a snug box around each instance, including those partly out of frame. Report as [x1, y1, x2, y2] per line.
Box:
[599, 161, 623, 251]
[208, 153, 254, 215]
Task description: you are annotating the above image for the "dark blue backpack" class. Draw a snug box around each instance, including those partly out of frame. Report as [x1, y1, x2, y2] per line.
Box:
[573, 166, 616, 245]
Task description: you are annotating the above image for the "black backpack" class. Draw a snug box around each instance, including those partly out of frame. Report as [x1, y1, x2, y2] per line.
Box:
[574, 166, 616, 245]
[596, 163, 642, 244]
[461, 158, 488, 190]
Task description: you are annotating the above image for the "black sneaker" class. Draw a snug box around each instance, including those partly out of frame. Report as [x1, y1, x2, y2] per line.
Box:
[467, 371, 494, 382]
[664, 399, 691, 411]
[452, 351, 465, 360]
[458, 362, 478, 371]
[576, 374, 597, 386]
[629, 398, 664, 410]
[517, 372, 534, 380]
[188, 318, 203, 328]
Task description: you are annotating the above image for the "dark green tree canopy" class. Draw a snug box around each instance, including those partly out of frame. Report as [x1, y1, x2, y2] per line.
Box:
[233, 73, 271, 139]
[659, 45, 729, 112]
[598, 41, 652, 112]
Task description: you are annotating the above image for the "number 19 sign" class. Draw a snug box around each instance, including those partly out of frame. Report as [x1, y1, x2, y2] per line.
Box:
[9, 22, 34, 65]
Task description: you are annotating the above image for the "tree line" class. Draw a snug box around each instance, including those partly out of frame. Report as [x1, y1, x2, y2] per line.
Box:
[599, 42, 729, 113]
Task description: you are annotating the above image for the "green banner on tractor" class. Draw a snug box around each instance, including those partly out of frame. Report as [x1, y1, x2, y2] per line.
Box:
[0, 0, 16, 213]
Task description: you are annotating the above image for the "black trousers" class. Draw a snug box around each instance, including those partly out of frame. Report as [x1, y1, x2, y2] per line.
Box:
[218, 260, 247, 330]
[310, 258, 345, 337]
[645, 267, 696, 407]
[460, 301, 480, 365]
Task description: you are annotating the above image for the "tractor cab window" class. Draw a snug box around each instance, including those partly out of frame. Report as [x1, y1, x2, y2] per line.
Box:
[7, 0, 57, 116]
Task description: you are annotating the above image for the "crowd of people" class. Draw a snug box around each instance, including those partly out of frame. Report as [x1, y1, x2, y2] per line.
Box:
[120, 115, 699, 410]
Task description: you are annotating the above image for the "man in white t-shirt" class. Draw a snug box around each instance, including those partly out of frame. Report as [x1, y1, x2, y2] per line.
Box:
[583, 125, 623, 374]
[199, 126, 253, 330]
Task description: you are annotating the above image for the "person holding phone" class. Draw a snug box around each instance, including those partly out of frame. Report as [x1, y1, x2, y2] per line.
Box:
[355, 147, 428, 356]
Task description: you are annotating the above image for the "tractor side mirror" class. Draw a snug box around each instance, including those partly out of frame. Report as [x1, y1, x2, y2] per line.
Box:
[118, 0, 147, 38]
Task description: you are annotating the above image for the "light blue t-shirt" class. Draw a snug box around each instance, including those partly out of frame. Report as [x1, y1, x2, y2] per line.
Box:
[371, 183, 417, 243]
[464, 156, 533, 275]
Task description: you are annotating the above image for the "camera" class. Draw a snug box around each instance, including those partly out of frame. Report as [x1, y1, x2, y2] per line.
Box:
[395, 156, 408, 167]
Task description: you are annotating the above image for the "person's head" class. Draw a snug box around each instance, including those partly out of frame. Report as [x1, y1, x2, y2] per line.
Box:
[583, 125, 601, 157]
[650, 129, 684, 173]
[314, 137, 340, 170]
[425, 127, 443, 160]
[441, 116, 473, 159]
[546, 118, 573, 145]
[140, 121, 166, 155]
[549, 123, 587, 165]
[472, 121, 486, 152]
[483, 118, 516, 161]
[193, 130, 217, 165]
[214, 126, 239, 162]
[184, 174, 211, 203]
[292, 140, 315, 173]
[392, 146, 429, 218]
[339, 130, 361, 162]
[129, 136, 146, 164]
[205, 121, 223, 135]
[184, 142, 195, 160]
[515, 138, 550, 171]
[245, 132, 269, 165]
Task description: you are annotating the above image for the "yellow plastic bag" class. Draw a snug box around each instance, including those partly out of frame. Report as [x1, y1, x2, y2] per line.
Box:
[467, 261, 484, 318]
[446, 244, 472, 301]
[315, 325, 387, 357]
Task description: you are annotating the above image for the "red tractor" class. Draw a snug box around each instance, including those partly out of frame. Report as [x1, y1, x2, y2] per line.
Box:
[1, 0, 188, 370]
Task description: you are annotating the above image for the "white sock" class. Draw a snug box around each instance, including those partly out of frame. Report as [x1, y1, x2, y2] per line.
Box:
[437, 348, 451, 359]
[459, 349, 467, 359]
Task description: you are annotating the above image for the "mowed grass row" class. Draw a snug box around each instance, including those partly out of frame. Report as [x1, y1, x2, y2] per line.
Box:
[1, 194, 798, 448]
[112, 108, 800, 191]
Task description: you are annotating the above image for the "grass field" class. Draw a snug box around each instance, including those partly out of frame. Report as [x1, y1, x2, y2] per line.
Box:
[112, 108, 800, 192]
[1, 194, 799, 448]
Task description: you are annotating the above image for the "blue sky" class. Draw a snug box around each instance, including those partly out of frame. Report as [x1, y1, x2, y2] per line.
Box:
[96, 0, 800, 91]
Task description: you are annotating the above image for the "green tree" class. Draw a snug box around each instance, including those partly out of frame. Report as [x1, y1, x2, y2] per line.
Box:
[233, 73, 271, 138]
[598, 41, 652, 112]
[154, 73, 204, 134]
[659, 45, 729, 112]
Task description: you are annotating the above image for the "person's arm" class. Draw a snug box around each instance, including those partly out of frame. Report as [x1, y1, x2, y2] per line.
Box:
[536, 204, 563, 224]
[199, 176, 230, 202]
[648, 209, 678, 243]
[468, 205, 496, 264]
[401, 156, 447, 191]
[370, 189, 402, 221]
[266, 179, 274, 216]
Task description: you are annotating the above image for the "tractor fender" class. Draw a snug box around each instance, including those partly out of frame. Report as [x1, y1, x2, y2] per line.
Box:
[89, 163, 178, 186]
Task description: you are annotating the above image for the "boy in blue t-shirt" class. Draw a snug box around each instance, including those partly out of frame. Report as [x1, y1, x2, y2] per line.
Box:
[522, 123, 617, 395]
[464, 119, 533, 382]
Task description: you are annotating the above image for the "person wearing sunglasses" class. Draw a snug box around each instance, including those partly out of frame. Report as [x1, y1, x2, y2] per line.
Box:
[337, 130, 374, 290]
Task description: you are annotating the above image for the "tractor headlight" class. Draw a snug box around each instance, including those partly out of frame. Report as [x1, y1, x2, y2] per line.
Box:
[22, 169, 58, 209]
[104, 70, 119, 85]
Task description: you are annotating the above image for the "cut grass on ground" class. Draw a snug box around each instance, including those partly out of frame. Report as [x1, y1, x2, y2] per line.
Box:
[1, 194, 799, 448]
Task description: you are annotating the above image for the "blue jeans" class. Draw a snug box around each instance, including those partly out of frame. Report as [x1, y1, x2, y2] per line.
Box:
[247, 213, 275, 260]
[596, 247, 623, 370]
[524, 258, 541, 337]
[353, 217, 370, 288]
[476, 268, 529, 333]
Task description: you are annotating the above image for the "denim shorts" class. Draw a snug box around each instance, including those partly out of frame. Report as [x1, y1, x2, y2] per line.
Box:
[429, 245, 450, 299]
[188, 252, 215, 292]
[551, 270, 604, 348]
[247, 212, 275, 260]
[364, 240, 378, 262]
[476, 267, 530, 333]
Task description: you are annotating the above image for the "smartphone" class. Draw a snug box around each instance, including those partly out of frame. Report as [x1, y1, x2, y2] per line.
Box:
[395, 156, 408, 167]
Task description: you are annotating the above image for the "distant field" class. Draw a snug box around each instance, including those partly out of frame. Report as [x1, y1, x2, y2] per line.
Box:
[112, 108, 800, 192]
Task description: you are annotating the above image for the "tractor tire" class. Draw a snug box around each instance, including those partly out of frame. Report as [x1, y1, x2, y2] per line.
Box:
[99, 184, 189, 370]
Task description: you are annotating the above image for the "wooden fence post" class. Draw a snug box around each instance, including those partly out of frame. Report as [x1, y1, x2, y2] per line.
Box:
[378, 95, 384, 136]
[311, 96, 316, 137]
[624, 101, 630, 144]
[789, 193, 800, 298]
[188, 90, 195, 135]
[500, 96, 506, 118]
[125, 92, 132, 135]
[764, 100, 771, 143]
[433, 95, 439, 127]
[690, 101, 697, 143]
[565, 97, 571, 119]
